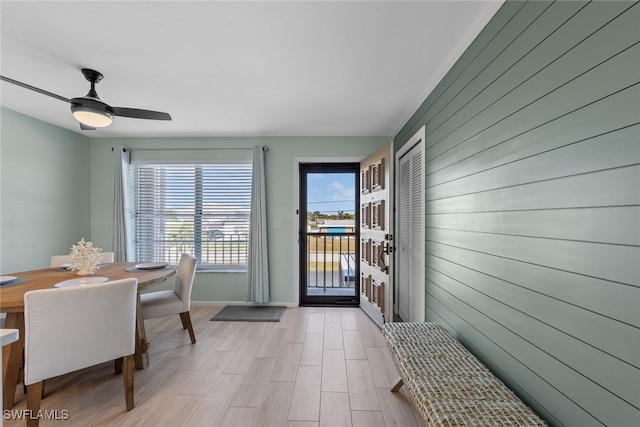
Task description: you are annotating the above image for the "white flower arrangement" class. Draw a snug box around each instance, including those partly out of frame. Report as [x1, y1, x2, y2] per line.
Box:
[69, 238, 103, 275]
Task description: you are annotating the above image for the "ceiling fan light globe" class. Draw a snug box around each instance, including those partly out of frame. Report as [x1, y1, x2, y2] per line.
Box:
[71, 106, 113, 128]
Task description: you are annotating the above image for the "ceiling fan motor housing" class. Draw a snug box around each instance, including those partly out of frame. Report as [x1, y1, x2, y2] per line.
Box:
[70, 69, 113, 127]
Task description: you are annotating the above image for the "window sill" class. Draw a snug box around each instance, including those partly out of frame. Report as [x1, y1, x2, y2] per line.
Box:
[196, 268, 247, 274]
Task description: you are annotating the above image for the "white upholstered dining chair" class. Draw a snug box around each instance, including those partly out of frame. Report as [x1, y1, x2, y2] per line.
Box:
[140, 254, 198, 344]
[50, 251, 115, 268]
[23, 278, 138, 427]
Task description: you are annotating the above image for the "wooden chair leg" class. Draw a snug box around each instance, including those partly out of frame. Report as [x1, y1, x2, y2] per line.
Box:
[21, 350, 44, 399]
[123, 354, 134, 411]
[115, 357, 123, 375]
[24, 375, 46, 398]
[179, 312, 188, 329]
[179, 311, 196, 344]
[22, 349, 27, 395]
[391, 377, 404, 392]
[26, 381, 44, 427]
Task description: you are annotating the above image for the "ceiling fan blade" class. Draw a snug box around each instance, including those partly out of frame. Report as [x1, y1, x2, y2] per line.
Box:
[0, 75, 71, 103]
[111, 107, 171, 121]
[79, 122, 96, 131]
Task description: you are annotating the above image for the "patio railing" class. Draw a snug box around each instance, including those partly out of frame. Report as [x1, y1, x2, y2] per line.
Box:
[307, 233, 356, 289]
[135, 234, 248, 267]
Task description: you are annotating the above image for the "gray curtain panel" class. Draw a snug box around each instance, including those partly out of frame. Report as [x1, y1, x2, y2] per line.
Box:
[246, 145, 270, 303]
[112, 146, 130, 262]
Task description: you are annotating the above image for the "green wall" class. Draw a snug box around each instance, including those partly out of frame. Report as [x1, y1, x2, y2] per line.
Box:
[89, 136, 388, 304]
[0, 108, 91, 272]
[394, 1, 640, 425]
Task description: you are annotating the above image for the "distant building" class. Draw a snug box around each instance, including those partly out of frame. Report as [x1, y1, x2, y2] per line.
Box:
[314, 220, 355, 234]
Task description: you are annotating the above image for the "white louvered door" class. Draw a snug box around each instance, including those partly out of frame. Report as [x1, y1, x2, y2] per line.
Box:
[396, 129, 425, 323]
[397, 156, 411, 321]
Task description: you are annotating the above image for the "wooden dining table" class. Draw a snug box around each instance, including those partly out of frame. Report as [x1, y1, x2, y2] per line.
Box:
[0, 262, 176, 409]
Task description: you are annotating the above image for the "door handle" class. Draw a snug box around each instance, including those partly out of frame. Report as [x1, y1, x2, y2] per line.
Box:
[379, 241, 389, 273]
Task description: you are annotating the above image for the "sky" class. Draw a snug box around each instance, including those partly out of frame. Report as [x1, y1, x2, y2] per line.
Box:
[307, 173, 356, 216]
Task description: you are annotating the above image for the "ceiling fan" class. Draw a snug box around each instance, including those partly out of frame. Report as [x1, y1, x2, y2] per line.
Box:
[0, 68, 172, 130]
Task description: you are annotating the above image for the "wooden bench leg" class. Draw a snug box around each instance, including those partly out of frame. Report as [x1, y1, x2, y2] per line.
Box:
[391, 377, 404, 392]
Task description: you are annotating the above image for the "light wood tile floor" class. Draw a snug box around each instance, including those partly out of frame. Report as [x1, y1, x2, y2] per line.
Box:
[4, 306, 424, 426]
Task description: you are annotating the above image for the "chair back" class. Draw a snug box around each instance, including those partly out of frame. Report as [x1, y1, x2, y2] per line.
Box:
[99, 252, 115, 263]
[174, 254, 197, 312]
[50, 254, 71, 268]
[24, 278, 138, 385]
[51, 252, 115, 268]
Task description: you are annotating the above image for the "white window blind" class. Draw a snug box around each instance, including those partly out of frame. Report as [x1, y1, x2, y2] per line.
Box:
[129, 163, 252, 270]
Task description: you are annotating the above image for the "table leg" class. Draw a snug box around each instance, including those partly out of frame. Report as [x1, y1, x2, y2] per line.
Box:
[2, 313, 24, 410]
[134, 292, 150, 370]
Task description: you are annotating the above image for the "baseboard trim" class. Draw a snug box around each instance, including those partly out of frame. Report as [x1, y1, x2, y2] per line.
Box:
[192, 301, 298, 308]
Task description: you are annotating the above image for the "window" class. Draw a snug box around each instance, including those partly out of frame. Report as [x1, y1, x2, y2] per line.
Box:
[129, 163, 252, 271]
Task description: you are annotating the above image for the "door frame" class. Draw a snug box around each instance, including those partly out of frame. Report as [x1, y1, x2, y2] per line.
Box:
[292, 157, 363, 306]
[394, 125, 426, 321]
[298, 162, 360, 306]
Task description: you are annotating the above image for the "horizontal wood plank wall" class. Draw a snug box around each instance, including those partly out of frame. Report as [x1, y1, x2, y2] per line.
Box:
[394, 1, 640, 426]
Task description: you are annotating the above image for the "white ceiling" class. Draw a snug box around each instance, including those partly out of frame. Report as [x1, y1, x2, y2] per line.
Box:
[0, 1, 503, 138]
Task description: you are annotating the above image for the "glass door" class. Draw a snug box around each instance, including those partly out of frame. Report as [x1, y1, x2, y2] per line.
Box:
[299, 163, 359, 306]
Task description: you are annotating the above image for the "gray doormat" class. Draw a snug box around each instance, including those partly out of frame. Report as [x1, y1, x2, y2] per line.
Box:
[210, 305, 286, 322]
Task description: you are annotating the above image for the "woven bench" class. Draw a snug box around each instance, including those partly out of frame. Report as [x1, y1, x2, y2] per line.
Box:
[382, 322, 547, 427]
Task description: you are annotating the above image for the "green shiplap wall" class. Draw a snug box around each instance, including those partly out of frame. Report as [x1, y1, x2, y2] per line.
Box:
[0, 108, 91, 272]
[394, 1, 640, 426]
